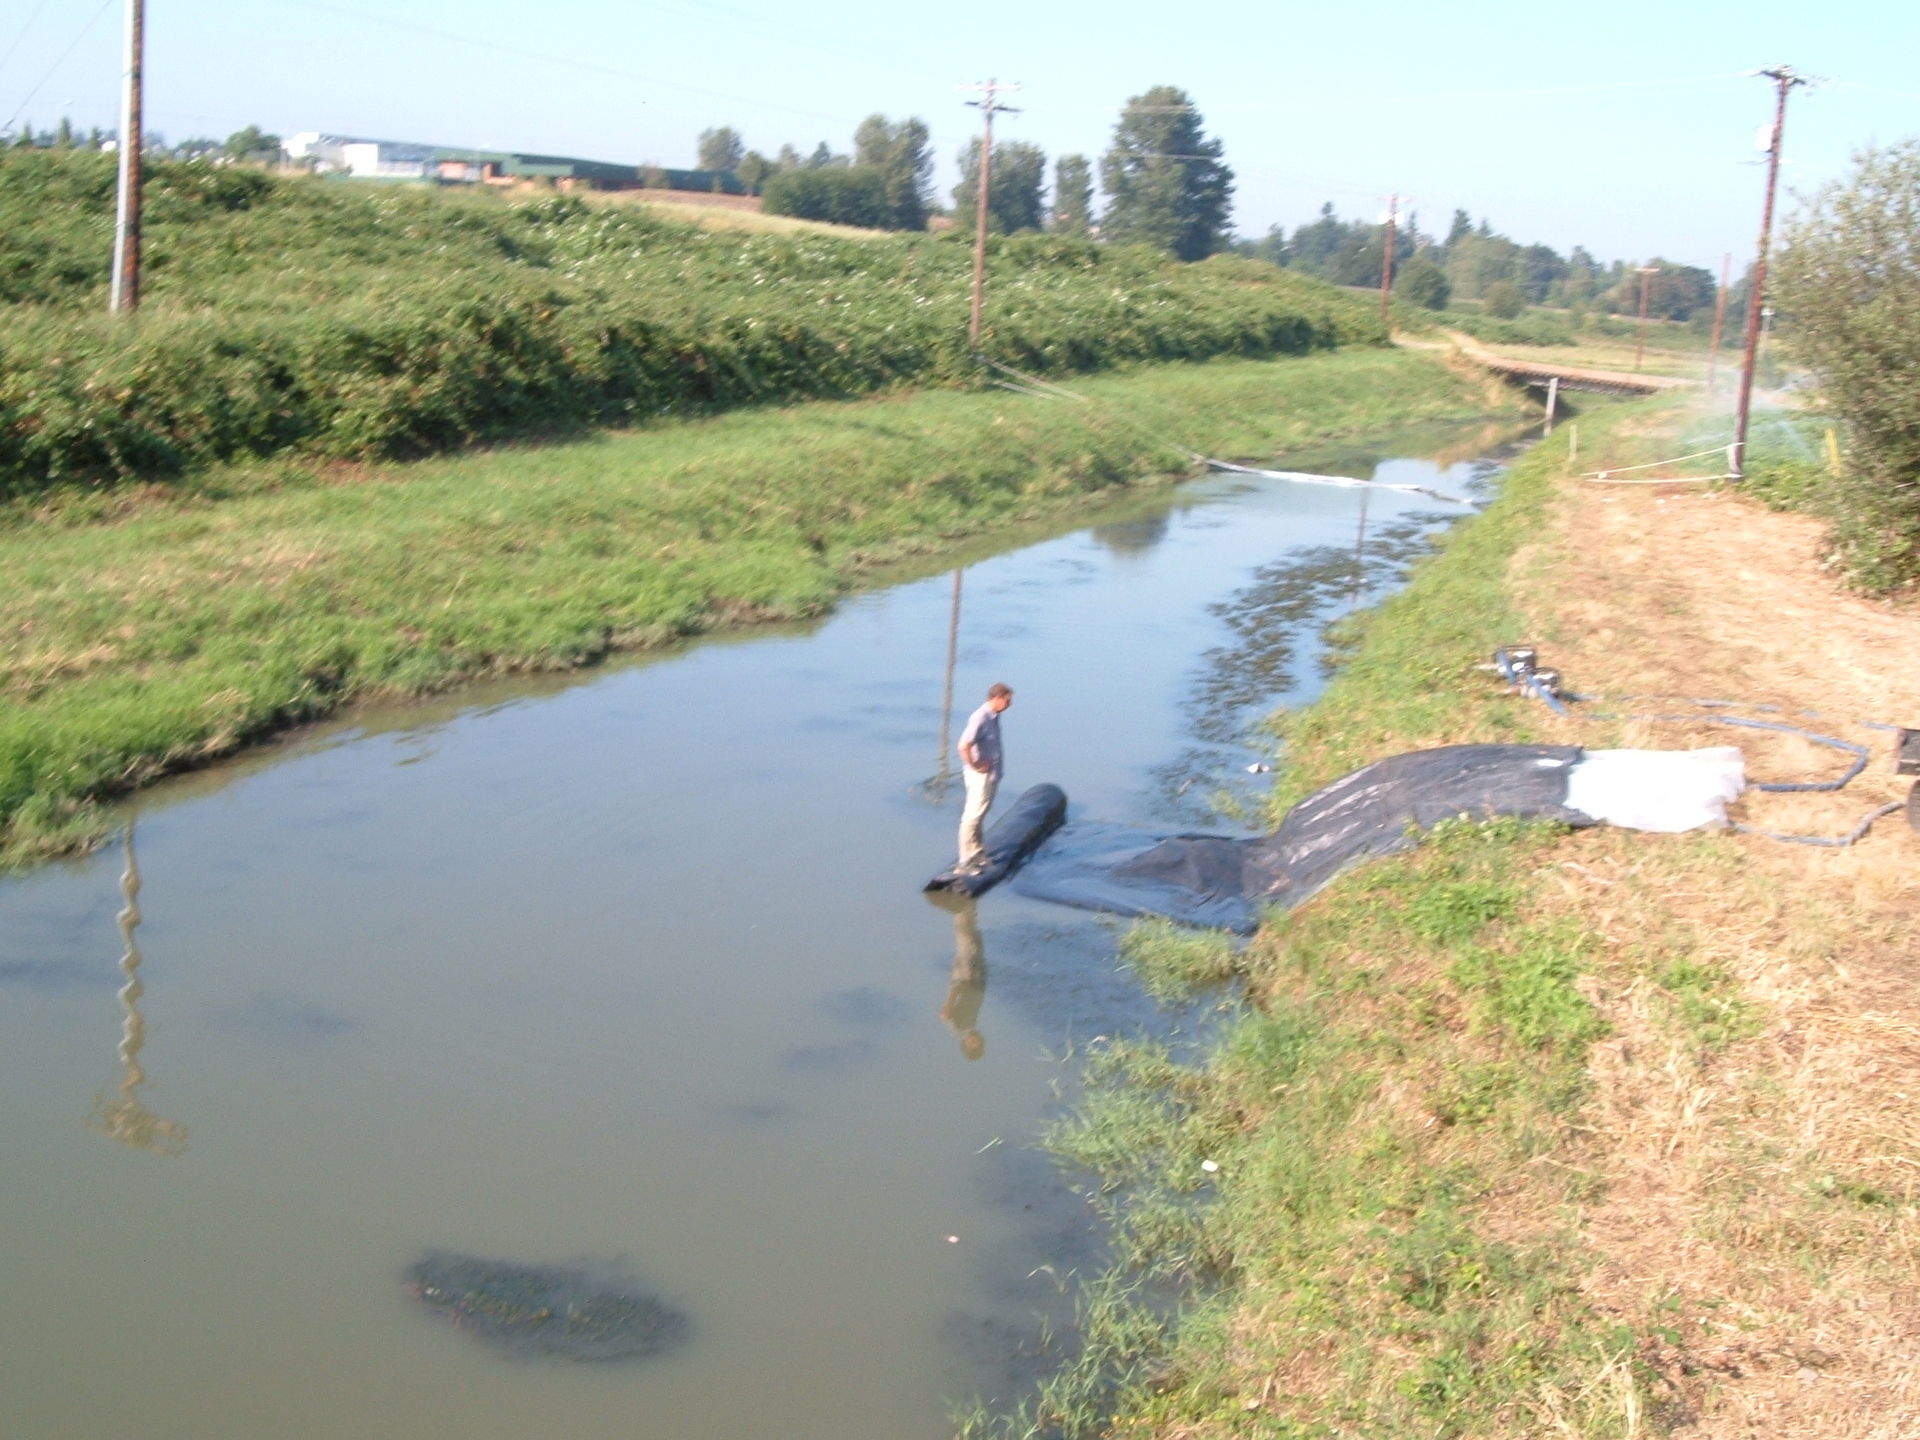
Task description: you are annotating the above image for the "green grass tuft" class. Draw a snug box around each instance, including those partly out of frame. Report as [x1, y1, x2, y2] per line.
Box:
[1117, 919, 1239, 1003]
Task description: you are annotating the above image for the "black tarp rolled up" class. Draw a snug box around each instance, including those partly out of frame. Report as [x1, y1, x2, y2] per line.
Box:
[925, 783, 1069, 897]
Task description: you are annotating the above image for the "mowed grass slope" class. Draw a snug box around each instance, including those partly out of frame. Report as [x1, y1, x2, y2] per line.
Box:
[0, 347, 1522, 863]
[0, 150, 1382, 493]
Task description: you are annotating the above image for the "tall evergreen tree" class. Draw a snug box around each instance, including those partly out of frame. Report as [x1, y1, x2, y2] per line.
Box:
[1099, 86, 1232, 260]
[853, 113, 934, 231]
[1052, 154, 1093, 234]
[953, 139, 1048, 235]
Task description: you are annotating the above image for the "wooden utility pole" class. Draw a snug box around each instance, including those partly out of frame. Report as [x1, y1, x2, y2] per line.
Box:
[1632, 266, 1657, 371]
[1378, 194, 1397, 325]
[109, 0, 144, 314]
[1733, 65, 1807, 479]
[961, 80, 1020, 348]
[1707, 252, 1730, 392]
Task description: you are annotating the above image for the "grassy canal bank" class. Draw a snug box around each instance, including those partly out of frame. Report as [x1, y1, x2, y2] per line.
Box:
[1013, 395, 1920, 1439]
[0, 346, 1524, 866]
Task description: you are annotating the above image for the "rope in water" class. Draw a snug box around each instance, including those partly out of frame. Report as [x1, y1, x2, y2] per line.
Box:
[974, 353, 1479, 505]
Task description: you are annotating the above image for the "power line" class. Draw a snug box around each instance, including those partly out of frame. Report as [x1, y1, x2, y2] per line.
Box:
[643, 0, 954, 89]
[272, 0, 860, 129]
[0, 0, 57, 87]
[1023, 73, 1745, 117]
[3, 0, 115, 132]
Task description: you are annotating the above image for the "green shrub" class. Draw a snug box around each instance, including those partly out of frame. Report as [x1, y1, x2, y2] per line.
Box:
[1444, 309, 1575, 347]
[1480, 281, 1525, 320]
[759, 165, 893, 229]
[1395, 255, 1451, 311]
[1776, 140, 1920, 592]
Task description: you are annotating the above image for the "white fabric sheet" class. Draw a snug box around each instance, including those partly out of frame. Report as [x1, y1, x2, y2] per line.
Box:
[1563, 746, 1747, 833]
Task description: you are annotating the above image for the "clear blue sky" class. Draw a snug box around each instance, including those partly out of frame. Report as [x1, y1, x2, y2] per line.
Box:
[2, 0, 1915, 269]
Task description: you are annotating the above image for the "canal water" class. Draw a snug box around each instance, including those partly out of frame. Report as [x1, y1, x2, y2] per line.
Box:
[0, 427, 1506, 1440]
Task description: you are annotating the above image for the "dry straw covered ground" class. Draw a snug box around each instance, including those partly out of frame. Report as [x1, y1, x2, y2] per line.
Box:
[1510, 436, 1920, 1437]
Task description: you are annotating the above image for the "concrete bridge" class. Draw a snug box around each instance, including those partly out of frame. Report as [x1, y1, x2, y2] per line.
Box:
[1446, 335, 1694, 397]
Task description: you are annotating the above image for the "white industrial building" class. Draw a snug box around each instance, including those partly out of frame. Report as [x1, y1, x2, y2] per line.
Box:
[286, 133, 455, 180]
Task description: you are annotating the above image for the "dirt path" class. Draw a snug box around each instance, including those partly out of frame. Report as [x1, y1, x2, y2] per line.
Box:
[1515, 460, 1920, 1436]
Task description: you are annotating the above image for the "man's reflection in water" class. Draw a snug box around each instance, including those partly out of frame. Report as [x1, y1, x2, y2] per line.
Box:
[926, 892, 986, 1061]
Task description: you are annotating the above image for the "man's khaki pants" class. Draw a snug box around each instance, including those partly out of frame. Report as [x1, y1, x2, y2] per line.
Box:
[958, 766, 998, 869]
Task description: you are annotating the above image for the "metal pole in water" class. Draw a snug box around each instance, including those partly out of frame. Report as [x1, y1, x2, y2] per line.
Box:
[1352, 485, 1370, 607]
[935, 568, 963, 792]
[89, 819, 185, 1154]
[1544, 375, 1559, 436]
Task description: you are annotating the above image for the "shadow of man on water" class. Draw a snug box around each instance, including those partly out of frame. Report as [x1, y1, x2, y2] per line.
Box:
[925, 891, 986, 1062]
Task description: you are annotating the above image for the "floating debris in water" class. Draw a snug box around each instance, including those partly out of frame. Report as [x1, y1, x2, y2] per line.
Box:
[403, 1253, 690, 1362]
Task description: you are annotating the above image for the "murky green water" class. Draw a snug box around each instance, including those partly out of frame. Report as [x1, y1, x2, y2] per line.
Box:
[0, 431, 1505, 1439]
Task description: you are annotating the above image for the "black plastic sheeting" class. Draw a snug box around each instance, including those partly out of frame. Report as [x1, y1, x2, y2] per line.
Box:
[1013, 745, 1594, 932]
[925, 783, 1068, 897]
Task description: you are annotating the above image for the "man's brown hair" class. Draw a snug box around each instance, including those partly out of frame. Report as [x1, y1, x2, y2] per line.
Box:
[987, 682, 1013, 699]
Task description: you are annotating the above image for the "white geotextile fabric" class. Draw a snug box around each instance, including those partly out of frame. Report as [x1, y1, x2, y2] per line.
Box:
[1563, 746, 1747, 832]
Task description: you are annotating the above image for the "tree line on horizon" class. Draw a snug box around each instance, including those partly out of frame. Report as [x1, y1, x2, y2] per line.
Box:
[695, 85, 1234, 261]
[1238, 204, 1720, 323]
[6, 120, 282, 164]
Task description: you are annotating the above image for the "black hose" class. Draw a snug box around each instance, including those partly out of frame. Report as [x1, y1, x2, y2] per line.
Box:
[1735, 802, 1904, 848]
[1626, 715, 1870, 793]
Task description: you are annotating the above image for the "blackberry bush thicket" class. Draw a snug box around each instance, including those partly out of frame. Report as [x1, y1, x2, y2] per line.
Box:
[1775, 140, 1920, 593]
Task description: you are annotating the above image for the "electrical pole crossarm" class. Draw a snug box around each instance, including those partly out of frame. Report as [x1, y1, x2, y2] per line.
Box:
[961, 79, 1021, 350]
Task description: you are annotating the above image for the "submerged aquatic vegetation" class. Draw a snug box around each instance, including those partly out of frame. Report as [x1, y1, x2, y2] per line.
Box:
[403, 1253, 690, 1362]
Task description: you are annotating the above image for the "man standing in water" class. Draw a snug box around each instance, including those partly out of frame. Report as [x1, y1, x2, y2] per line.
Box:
[956, 683, 1013, 872]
